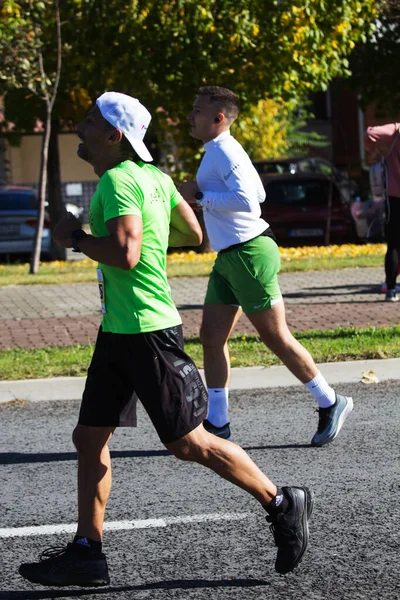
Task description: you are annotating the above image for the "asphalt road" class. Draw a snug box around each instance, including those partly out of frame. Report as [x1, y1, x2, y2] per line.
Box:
[1, 381, 399, 600]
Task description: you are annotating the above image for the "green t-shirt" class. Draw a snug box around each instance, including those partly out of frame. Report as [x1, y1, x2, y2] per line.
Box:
[89, 160, 182, 333]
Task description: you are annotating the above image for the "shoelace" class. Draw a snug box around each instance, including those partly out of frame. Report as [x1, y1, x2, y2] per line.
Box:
[265, 517, 292, 546]
[316, 407, 331, 432]
[40, 546, 67, 562]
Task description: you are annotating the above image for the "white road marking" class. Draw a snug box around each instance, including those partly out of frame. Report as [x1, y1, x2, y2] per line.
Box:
[0, 512, 250, 539]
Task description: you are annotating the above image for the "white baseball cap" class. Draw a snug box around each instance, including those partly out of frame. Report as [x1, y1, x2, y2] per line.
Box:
[96, 91, 153, 162]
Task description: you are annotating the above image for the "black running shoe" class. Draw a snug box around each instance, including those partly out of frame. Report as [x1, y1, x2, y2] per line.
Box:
[266, 486, 314, 575]
[203, 419, 231, 440]
[19, 543, 110, 587]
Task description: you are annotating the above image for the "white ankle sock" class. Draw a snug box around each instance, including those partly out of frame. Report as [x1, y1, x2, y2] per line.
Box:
[305, 372, 336, 408]
[207, 388, 229, 427]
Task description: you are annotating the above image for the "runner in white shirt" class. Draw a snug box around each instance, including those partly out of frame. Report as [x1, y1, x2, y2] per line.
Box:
[179, 85, 353, 447]
[195, 129, 267, 250]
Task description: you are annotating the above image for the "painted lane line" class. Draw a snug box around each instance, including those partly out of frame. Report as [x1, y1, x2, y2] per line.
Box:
[0, 512, 250, 539]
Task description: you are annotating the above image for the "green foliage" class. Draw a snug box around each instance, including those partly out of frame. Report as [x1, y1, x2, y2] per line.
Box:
[349, 0, 400, 116]
[0, 1, 60, 93]
[0, 0, 63, 131]
[0, 1, 42, 92]
[0, 0, 377, 169]
[234, 98, 328, 160]
[1, 1, 377, 119]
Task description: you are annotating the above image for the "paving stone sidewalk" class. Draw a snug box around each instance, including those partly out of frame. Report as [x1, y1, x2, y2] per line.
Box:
[0, 267, 399, 349]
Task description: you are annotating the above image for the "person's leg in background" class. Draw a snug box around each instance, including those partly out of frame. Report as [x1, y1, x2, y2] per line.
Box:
[247, 300, 353, 446]
[200, 264, 244, 439]
[201, 237, 353, 446]
[384, 196, 400, 302]
[200, 302, 242, 438]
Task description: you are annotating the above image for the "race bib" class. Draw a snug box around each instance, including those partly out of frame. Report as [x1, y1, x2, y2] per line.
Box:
[96, 268, 106, 314]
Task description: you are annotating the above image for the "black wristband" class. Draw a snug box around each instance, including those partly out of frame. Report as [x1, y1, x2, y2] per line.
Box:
[195, 190, 204, 207]
[71, 229, 87, 253]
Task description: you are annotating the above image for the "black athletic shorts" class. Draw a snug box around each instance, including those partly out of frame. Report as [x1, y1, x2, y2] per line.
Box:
[79, 325, 208, 444]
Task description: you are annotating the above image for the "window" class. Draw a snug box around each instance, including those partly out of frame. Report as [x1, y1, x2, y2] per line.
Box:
[297, 159, 315, 173]
[255, 161, 291, 174]
[265, 180, 340, 206]
[315, 160, 333, 176]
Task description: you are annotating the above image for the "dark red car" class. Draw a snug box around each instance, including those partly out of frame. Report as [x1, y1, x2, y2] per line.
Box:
[259, 173, 356, 246]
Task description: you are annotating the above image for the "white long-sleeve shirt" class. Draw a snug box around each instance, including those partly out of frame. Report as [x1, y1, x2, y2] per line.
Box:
[196, 130, 269, 251]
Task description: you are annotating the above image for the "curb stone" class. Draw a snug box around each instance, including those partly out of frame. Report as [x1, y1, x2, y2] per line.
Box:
[1, 358, 399, 404]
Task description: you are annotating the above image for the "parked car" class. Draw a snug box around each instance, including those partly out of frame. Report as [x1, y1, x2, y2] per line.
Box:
[0, 186, 83, 260]
[258, 173, 356, 246]
[253, 156, 358, 205]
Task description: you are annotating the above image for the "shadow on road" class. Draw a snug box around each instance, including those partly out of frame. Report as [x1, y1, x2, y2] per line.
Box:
[175, 304, 204, 310]
[0, 442, 312, 465]
[244, 443, 311, 450]
[0, 449, 170, 465]
[0, 578, 270, 599]
[283, 283, 380, 303]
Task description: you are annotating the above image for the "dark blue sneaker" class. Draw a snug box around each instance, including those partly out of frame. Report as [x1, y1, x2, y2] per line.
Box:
[203, 419, 231, 440]
[311, 394, 353, 447]
[266, 486, 314, 574]
[19, 544, 110, 587]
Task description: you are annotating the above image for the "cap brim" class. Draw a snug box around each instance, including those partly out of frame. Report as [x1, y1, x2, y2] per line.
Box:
[126, 135, 153, 162]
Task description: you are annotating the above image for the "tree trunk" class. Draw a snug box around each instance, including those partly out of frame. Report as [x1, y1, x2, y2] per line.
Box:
[0, 138, 8, 185]
[29, 0, 62, 273]
[324, 174, 333, 246]
[47, 119, 66, 260]
[30, 109, 51, 274]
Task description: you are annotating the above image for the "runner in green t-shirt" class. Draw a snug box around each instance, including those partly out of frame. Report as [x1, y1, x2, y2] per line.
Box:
[19, 92, 313, 588]
[90, 159, 182, 333]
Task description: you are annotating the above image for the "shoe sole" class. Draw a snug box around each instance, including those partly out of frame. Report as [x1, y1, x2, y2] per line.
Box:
[19, 566, 110, 587]
[312, 396, 354, 447]
[277, 487, 314, 575]
[19, 574, 110, 587]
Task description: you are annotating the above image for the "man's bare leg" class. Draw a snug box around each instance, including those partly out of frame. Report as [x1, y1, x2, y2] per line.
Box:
[73, 425, 115, 541]
[200, 303, 242, 388]
[200, 303, 242, 432]
[247, 301, 353, 445]
[166, 423, 314, 575]
[247, 301, 318, 383]
[19, 424, 115, 587]
[167, 422, 277, 503]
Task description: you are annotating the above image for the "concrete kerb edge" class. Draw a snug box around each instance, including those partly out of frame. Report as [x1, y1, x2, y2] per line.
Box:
[1, 358, 399, 404]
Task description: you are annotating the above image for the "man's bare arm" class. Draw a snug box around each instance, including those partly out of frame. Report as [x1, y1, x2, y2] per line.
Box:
[169, 200, 202, 247]
[53, 213, 143, 270]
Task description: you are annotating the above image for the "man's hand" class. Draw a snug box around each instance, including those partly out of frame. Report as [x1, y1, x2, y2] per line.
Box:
[53, 212, 82, 248]
[178, 181, 199, 207]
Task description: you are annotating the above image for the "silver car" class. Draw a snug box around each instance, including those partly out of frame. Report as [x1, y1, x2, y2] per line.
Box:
[0, 186, 83, 260]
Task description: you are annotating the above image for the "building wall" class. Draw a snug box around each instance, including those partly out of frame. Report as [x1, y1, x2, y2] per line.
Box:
[5, 132, 98, 222]
[7, 133, 97, 184]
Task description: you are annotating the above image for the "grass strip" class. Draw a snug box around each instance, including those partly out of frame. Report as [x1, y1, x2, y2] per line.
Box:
[0, 244, 386, 286]
[1, 325, 399, 381]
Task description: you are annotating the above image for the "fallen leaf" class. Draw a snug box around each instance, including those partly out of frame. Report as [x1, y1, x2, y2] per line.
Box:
[361, 370, 380, 384]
